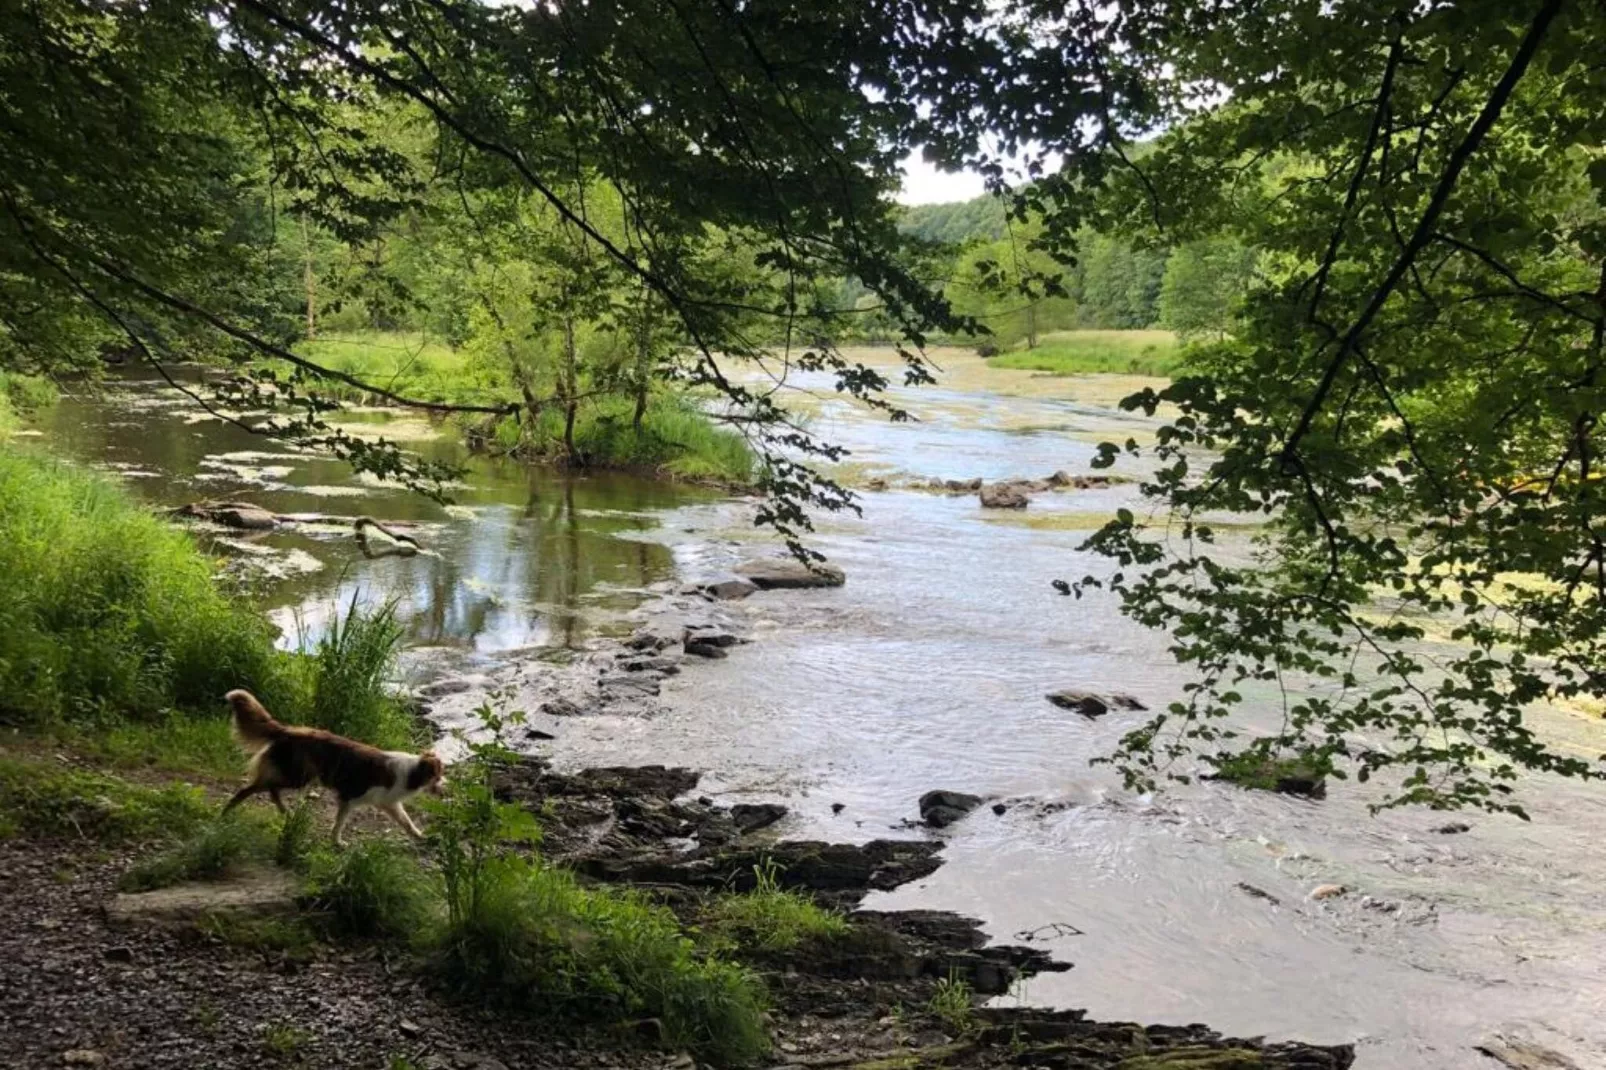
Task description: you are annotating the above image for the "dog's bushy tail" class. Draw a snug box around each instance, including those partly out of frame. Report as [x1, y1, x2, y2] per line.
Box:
[226, 689, 285, 751]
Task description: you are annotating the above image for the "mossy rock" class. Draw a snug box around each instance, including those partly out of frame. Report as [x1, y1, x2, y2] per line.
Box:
[1208, 756, 1327, 799]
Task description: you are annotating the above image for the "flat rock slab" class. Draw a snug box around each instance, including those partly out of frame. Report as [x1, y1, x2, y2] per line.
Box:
[105, 868, 300, 928]
[734, 558, 846, 589]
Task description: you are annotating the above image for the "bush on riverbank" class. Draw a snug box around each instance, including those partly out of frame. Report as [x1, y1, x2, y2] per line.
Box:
[502, 392, 756, 483]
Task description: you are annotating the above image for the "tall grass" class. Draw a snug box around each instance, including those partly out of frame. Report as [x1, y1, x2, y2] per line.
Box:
[988, 329, 1182, 376]
[0, 447, 294, 726]
[307, 838, 440, 941]
[302, 594, 414, 749]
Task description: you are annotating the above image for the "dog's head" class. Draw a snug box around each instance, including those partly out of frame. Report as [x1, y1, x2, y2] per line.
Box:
[414, 750, 446, 796]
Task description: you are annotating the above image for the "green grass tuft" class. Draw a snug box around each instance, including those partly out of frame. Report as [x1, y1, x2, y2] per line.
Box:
[709, 858, 850, 952]
[514, 392, 756, 484]
[120, 811, 277, 891]
[988, 329, 1182, 377]
[306, 838, 440, 941]
[0, 755, 214, 843]
[300, 593, 415, 749]
[926, 970, 977, 1035]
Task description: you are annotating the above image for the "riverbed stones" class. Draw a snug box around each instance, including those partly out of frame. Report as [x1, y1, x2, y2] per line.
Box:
[919, 790, 984, 828]
[1309, 884, 1348, 900]
[1045, 689, 1147, 718]
[733, 557, 847, 589]
[978, 482, 1029, 509]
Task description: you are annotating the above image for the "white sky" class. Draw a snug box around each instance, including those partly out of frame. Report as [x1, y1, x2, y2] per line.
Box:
[896, 152, 987, 205]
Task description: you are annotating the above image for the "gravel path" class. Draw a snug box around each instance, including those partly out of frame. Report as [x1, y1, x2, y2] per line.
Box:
[1, 841, 670, 1070]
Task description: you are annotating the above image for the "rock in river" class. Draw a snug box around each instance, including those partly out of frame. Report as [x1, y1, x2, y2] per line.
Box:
[734, 557, 846, 589]
[978, 482, 1029, 509]
[695, 574, 760, 600]
[1045, 689, 1147, 718]
[730, 802, 788, 833]
[919, 789, 983, 828]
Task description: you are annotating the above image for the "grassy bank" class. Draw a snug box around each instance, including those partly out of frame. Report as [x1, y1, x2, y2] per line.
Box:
[0, 447, 776, 1062]
[282, 331, 755, 484]
[987, 329, 1182, 376]
[0, 446, 416, 762]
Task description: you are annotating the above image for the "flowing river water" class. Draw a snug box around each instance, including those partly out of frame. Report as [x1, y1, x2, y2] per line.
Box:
[27, 354, 1606, 1068]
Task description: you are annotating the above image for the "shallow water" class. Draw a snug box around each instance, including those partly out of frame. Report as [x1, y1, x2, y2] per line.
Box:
[34, 362, 1606, 1068]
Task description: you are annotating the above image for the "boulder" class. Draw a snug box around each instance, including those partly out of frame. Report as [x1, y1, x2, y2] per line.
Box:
[733, 558, 846, 589]
[697, 575, 760, 601]
[919, 789, 983, 829]
[682, 625, 742, 648]
[979, 483, 1029, 509]
[683, 639, 729, 659]
[1046, 470, 1075, 487]
[730, 802, 788, 833]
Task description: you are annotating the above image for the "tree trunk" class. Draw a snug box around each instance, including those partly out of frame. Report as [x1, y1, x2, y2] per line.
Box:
[301, 216, 317, 340]
[562, 312, 578, 463]
[632, 288, 652, 433]
[1025, 301, 1038, 349]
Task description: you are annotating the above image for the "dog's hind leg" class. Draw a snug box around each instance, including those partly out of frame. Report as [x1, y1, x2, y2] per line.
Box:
[383, 803, 425, 840]
[269, 789, 288, 815]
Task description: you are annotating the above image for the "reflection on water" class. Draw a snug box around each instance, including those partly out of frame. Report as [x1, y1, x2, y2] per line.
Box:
[37, 371, 711, 652]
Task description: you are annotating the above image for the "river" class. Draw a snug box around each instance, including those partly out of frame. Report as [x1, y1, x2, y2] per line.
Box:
[28, 354, 1606, 1068]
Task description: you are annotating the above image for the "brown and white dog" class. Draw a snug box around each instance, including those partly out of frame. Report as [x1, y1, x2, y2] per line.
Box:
[221, 689, 444, 846]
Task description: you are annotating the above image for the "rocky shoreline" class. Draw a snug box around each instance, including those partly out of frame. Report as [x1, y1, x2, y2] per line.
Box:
[385, 558, 1356, 1069]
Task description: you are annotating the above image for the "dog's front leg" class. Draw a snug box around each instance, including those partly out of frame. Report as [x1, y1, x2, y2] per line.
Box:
[384, 802, 426, 840]
[332, 800, 355, 847]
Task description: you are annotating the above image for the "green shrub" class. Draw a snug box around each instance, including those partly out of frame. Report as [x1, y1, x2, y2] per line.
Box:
[427, 717, 769, 1066]
[306, 838, 440, 941]
[523, 393, 755, 484]
[120, 810, 277, 891]
[709, 858, 850, 952]
[302, 594, 414, 749]
[0, 447, 294, 726]
[0, 756, 213, 842]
